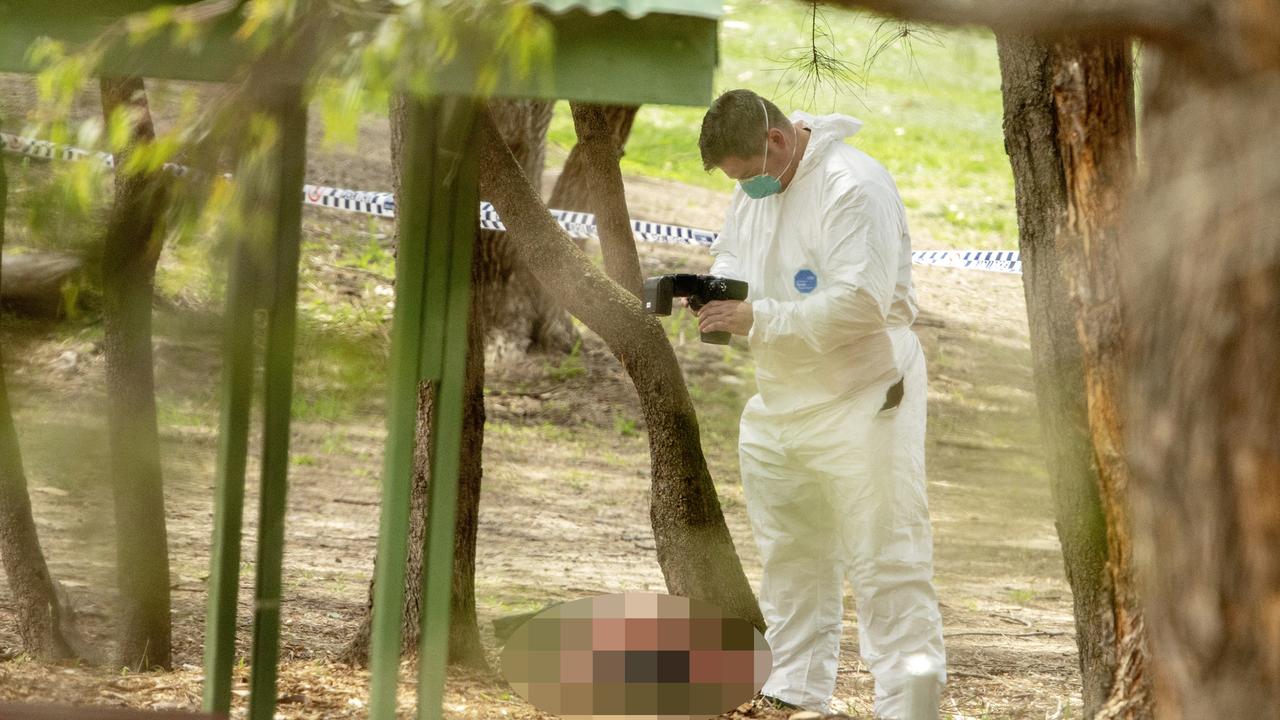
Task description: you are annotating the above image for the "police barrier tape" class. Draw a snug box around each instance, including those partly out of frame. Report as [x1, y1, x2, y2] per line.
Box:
[3, 131, 1022, 275]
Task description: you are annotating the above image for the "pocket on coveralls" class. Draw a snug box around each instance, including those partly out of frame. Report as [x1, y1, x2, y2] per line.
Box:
[874, 376, 905, 419]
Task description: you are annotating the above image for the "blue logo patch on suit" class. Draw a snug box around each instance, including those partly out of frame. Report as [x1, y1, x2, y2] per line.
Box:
[794, 269, 818, 294]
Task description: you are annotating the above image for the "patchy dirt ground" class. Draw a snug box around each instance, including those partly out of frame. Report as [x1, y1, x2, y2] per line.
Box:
[1, 80, 1078, 719]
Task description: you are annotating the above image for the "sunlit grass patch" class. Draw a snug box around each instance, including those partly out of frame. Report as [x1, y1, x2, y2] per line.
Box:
[546, 3, 1014, 249]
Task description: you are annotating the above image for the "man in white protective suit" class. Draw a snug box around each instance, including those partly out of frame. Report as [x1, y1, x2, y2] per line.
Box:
[694, 89, 946, 718]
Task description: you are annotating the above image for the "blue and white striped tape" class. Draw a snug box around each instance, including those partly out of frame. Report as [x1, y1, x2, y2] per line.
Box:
[304, 184, 396, 217]
[910, 249, 1022, 275]
[2, 131, 194, 176]
[3, 132, 1021, 274]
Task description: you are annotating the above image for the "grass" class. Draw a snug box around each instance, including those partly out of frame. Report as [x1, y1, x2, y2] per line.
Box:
[546, 0, 1015, 250]
[1008, 588, 1038, 606]
[613, 413, 639, 438]
[543, 340, 586, 381]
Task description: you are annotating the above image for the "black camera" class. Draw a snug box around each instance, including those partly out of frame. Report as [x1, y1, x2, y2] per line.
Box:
[643, 274, 749, 345]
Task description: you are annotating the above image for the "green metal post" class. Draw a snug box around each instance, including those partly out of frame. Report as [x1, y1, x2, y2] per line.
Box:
[247, 91, 308, 720]
[202, 238, 258, 715]
[367, 95, 477, 720]
[367, 98, 441, 720]
[415, 98, 478, 720]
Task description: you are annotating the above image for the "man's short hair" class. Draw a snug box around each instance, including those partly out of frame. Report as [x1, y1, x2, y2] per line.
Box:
[699, 89, 789, 171]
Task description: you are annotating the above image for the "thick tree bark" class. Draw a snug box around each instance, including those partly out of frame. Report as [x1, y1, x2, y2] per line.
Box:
[548, 104, 639, 214]
[1124, 44, 1280, 720]
[99, 77, 171, 671]
[0, 136, 79, 663]
[998, 36, 1114, 714]
[1049, 40, 1150, 720]
[562, 103, 643, 298]
[476, 106, 765, 631]
[998, 36, 1150, 718]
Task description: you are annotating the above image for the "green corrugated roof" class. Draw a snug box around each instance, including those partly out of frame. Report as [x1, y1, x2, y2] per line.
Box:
[0, 1, 721, 105]
[532, 0, 722, 20]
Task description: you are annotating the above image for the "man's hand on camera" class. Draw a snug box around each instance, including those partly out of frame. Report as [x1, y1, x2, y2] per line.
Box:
[698, 300, 753, 336]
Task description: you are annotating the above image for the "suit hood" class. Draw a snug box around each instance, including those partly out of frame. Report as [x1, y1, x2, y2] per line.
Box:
[789, 111, 864, 180]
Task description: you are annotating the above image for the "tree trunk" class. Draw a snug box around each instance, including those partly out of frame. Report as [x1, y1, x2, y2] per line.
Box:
[563, 103, 643, 298]
[399, 95, 496, 668]
[0, 130, 80, 663]
[1124, 40, 1280, 720]
[100, 77, 171, 671]
[1049, 39, 1150, 720]
[548, 104, 639, 213]
[385, 244, 493, 671]
[476, 106, 765, 631]
[997, 35, 1150, 718]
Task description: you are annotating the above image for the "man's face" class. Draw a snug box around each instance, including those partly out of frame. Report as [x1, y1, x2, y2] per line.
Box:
[716, 127, 790, 183]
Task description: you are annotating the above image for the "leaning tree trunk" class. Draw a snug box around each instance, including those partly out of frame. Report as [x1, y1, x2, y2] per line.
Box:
[548, 104, 639, 213]
[477, 107, 765, 631]
[0, 129, 79, 663]
[493, 103, 638, 353]
[997, 36, 1150, 718]
[100, 76, 171, 671]
[1124, 32, 1280, 720]
[341, 99, 544, 669]
[565, 103, 643, 298]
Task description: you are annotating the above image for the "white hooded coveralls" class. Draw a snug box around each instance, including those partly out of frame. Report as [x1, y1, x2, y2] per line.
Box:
[710, 112, 946, 717]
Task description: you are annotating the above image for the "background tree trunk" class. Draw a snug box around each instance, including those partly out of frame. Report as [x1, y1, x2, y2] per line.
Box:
[99, 76, 171, 671]
[0, 131, 80, 663]
[997, 35, 1150, 718]
[1124, 38, 1280, 720]
[477, 106, 765, 631]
